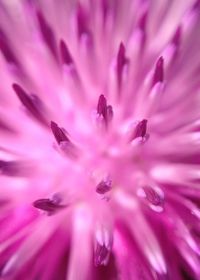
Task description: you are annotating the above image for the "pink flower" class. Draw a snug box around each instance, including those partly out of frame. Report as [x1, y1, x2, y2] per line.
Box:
[0, 0, 200, 279]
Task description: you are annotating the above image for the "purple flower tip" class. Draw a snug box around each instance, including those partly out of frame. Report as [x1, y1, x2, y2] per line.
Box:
[117, 42, 128, 88]
[96, 179, 112, 194]
[143, 186, 164, 206]
[94, 243, 110, 266]
[138, 11, 148, 31]
[0, 160, 20, 176]
[37, 11, 57, 56]
[13, 83, 47, 126]
[50, 121, 70, 144]
[97, 94, 107, 116]
[132, 119, 148, 140]
[172, 25, 182, 46]
[0, 29, 17, 64]
[97, 95, 113, 125]
[152, 57, 164, 86]
[76, 3, 90, 38]
[60, 40, 73, 65]
[192, 0, 200, 10]
[33, 197, 65, 214]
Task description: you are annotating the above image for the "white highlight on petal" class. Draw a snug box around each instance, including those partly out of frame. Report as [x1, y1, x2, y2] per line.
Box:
[129, 213, 167, 275]
[114, 189, 137, 210]
[116, 192, 166, 275]
[2, 217, 57, 277]
[95, 223, 113, 252]
[67, 205, 92, 280]
[192, 208, 200, 219]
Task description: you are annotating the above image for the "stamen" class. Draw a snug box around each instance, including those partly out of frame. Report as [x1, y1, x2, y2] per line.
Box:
[116, 42, 128, 89]
[0, 160, 23, 176]
[101, 0, 109, 22]
[143, 186, 164, 206]
[37, 11, 57, 57]
[137, 11, 148, 48]
[137, 186, 165, 212]
[33, 196, 66, 214]
[192, 0, 200, 10]
[12, 83, 48, 126]
[152, 57, 164, 87]
[76, 4, 90, 38]
[131, 119, 148, 140]
[0, 29, 18, 64]
[171, 26, 182, 47]
[51, 122, 78, 158]
[50, 121, 70, 144]
[97, 94, 107, 118]
[94, 243, 110, 266]
[94, 225, 113, 266]
[60, 40, 73, 65]
[138, 11, 148, 31]
[106, 105, 114, 123]
[96, 95, 113, 125]
[96, 179, 112, 194]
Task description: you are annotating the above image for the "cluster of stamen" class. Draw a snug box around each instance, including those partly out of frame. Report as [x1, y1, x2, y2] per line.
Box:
[8, 0, 178, 268]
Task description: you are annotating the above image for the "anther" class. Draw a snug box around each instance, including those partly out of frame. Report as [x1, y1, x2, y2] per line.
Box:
[152, 57, 164, 87]
[96, 95, 113, 125]
[94, 243, 110, 266]
[131, 119, 148, 140]
[60, 40, 73, 65]
[33, 195, 66, 215]
[37, 11, 57, 57]
[96, 179, 112, 194]
[50, 121, 70, 145]
[116, 42, 129, 89]
[13, 83, 48, 126]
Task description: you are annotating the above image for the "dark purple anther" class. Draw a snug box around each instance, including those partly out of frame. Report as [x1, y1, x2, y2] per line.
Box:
[37, 11, 57, 57]
[97, 95, 114, 125]
[137, 11, 148, 48]
[0, 119, 16, 134]
[96, 179, 112, 194]
[97, 94, 107, 118]
[143, 186, 164, 206]
[33, 197, 65, 214]
[132, 119, 148, 140]
[138, 11, 148, 31]
[13, 83, 48, 126]
[60, 40, 73, 65]
[76, 4, 90, 38]
[152, 57, 164, 87]
[192, 0, 200, 10]
[116, 42, 128, 88]
[171, 26, 182, 47]
[101, 0, 109, 21]
[0, 29, 18, 64]
[106, 105, 114, 123]
[50, 121, 70, 145]
[0, 160, 21, 176]
[94, 243, 109, 266]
